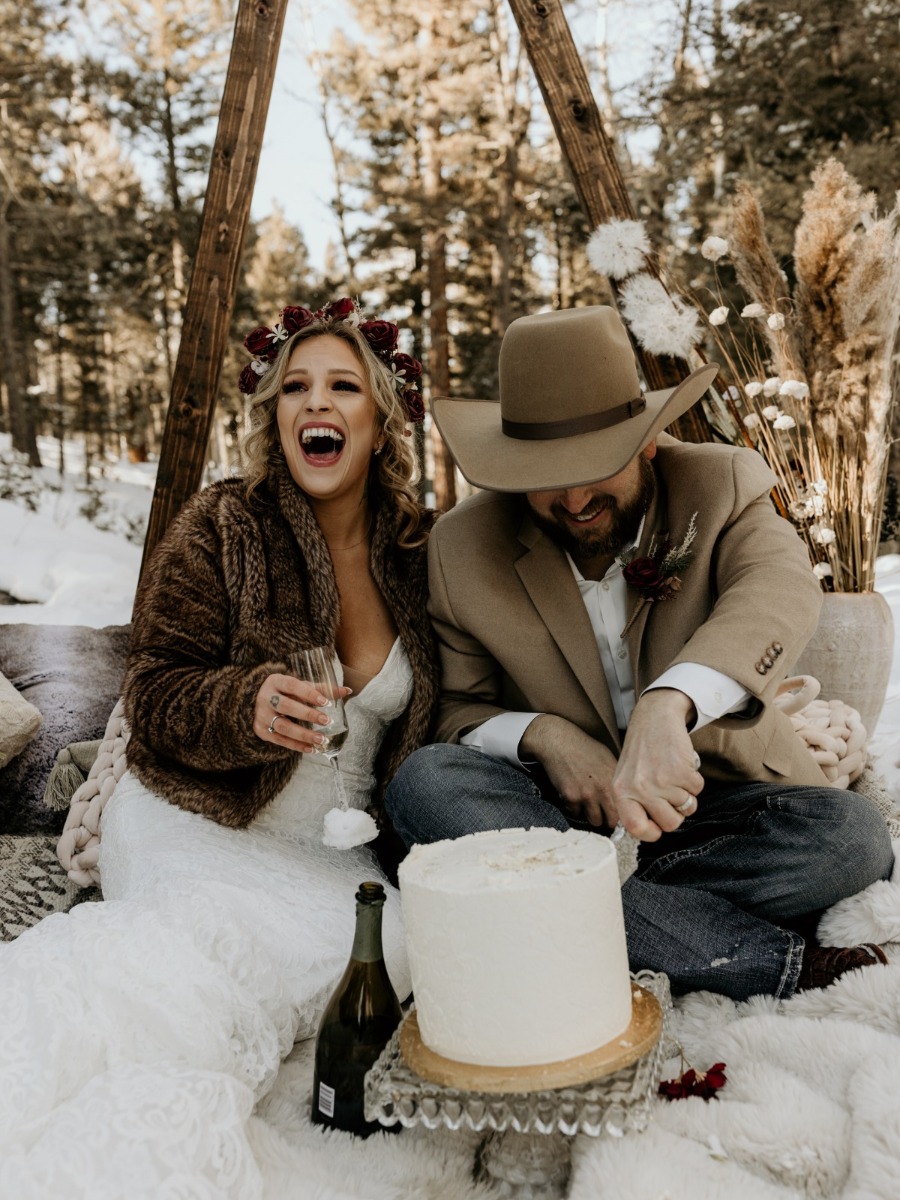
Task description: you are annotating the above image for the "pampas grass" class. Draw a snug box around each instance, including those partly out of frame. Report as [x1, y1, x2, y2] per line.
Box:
[726, 161, 900, 593]
[587, 163, 899, 591]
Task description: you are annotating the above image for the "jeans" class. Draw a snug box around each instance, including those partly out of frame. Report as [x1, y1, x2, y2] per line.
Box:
[385, 744, 895, 1000]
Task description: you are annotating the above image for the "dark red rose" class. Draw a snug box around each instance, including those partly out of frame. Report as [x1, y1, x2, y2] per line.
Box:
[243, 325, 274, 356]
[280, 306, 314, 335]
[238, 363, 260, 395]
[359, 319, 399, 355]
[391, 352, 423, 383]
[403, 388, 425, 424]
[323, 296, 356, 320]
[658, 1074, 691, 1100]
[696, 1063, 727, 1097]
[659, 1062, 727, 1101]
[623, 556, 665, 592]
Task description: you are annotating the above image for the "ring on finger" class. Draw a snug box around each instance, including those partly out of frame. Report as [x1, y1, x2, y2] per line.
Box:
[267, 714, 280, 735]
[676, 795, 696, 815]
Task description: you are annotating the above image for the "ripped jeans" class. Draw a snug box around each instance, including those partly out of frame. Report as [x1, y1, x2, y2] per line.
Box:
[385, 744, 895, 999]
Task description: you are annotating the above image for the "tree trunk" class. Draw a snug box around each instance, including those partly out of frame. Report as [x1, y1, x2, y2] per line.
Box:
[140, 0, 290, 578]
[421, 13, 456, 512]
[299, 1, 359, 288]
[505, 0, 712, 442]
[0, 196, 41, 466]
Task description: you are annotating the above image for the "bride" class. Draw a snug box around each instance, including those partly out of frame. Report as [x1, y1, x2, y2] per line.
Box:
[0, 299, 438, 1195]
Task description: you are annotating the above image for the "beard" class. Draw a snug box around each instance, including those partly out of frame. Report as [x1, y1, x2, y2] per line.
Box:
[528, 455, 656, 560]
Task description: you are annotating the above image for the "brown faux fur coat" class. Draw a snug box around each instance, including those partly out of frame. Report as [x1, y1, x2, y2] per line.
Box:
[124, 458, 438, 830]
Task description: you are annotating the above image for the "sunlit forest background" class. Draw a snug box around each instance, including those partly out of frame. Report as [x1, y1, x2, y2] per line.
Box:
[2, 0, 898, 517]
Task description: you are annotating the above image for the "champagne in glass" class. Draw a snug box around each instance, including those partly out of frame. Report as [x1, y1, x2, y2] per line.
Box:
[289, 647, 350, 810]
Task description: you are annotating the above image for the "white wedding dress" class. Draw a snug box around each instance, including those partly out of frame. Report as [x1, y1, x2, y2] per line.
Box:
[0, 641, 413, 1199]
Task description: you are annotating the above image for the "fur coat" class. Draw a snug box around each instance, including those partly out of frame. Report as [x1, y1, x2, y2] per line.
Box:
[123, 457, 439, 830]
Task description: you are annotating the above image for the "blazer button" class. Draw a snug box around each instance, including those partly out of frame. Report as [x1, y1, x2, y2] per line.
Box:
[755, 662, 767, 674]
[773, 643, 783, 655]
[762, 655, 774, 668]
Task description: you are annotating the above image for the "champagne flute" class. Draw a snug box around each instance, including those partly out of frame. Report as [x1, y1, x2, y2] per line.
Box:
[289, 647, 350, 810]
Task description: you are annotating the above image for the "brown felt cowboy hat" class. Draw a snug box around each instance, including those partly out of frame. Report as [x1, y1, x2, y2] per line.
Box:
[431, 306, 718, 492]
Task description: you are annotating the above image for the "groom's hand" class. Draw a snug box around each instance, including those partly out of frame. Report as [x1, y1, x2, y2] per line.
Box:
[612, 689, 704, 841]
[518, 715, 620, 829]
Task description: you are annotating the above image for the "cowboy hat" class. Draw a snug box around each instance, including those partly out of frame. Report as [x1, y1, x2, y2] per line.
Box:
[431, 306, 718, 492]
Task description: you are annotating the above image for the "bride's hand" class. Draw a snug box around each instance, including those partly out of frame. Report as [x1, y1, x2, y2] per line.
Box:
[253, 673, 351, 752]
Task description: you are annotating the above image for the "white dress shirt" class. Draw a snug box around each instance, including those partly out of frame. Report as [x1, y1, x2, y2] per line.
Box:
[462, 528, 751, 766]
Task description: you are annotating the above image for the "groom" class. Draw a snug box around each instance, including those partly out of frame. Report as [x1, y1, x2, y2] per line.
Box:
[386, 306, 893, 999]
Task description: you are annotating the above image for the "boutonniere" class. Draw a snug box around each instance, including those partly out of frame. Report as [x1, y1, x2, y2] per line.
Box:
[619, 512, 698, 637]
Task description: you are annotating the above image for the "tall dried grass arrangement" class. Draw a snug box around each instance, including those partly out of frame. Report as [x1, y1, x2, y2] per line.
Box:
[587, 163, 899, 591]
[724, 161, 900, 592]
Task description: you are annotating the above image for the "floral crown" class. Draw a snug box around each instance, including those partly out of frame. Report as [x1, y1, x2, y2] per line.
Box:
[238, 296, 425, 424]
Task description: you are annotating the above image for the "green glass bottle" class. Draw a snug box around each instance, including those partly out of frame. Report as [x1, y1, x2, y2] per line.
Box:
[311, 881, 402, 1137]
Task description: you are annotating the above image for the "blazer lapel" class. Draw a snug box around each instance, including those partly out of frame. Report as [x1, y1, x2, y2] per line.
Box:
[515, 514, 621, 747]
[623, 482, 668, 692]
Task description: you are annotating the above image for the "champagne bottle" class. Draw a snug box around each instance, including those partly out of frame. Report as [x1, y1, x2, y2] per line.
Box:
[311, 881, 402, 1137]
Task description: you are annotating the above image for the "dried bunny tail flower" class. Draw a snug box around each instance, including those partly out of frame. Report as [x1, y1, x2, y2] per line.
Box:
[729, 182, 804, 379]
[587, 220, 651, 280]
[701, 236, 729, 261]
[618, 274, 701, 359]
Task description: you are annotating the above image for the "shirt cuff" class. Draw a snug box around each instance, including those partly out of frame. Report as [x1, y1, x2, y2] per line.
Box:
[460, 712, 543, 767]
[643, 663, 751, 731]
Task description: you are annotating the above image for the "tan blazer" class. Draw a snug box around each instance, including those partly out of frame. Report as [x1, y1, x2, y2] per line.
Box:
[428, 435, 828, 788]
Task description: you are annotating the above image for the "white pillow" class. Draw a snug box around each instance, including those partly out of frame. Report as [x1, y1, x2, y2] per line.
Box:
[0, 671, 42, 768]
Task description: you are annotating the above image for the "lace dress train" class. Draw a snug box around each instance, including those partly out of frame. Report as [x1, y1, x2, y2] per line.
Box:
[0, 643, 413, 1198]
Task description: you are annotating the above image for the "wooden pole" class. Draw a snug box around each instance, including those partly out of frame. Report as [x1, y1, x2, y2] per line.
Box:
[139, 0, 289, 581]
[505, 0, 710, 439]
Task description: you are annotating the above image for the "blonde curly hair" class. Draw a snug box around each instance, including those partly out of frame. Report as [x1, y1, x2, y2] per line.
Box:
[242, 320, 428, 549]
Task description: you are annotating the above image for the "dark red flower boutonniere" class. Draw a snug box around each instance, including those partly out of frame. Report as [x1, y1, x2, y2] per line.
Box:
[620, 513, 698, 638]
[659, 1051, 727, 1101]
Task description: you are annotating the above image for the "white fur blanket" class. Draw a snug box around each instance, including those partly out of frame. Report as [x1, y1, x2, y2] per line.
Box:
[250, 841, 900, 1200]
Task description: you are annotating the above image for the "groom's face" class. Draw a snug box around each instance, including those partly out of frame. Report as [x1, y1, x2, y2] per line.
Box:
[525, 442, 657, 560]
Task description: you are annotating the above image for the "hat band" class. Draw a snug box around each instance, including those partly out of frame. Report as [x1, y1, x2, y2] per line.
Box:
[501, 396, 647, 441]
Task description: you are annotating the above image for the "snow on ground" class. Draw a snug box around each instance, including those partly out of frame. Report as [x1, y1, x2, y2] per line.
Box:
[1, 433, 898, 798]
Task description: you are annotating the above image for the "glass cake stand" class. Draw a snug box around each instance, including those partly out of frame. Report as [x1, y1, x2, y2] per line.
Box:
[365, 970, 672, 1199]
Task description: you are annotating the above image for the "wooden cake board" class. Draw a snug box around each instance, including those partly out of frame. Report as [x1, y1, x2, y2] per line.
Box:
[399, 982, 663, 1095]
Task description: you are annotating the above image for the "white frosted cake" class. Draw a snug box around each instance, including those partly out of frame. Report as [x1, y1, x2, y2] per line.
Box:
[398, 827, 632, 1068]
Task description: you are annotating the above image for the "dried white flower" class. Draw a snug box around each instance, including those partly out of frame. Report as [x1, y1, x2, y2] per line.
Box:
[813, 562, 833, 579]
[779, 379, 810, 400]
[790, 498, 814, 520]
[745, 381, 764, 397]
[743, 413, 761, 429]
[762, 405, 781, 421]
[701, 236, 729, 262]
[586, 220, 651, 280]
[250, 360, 271, 377]
[708, 306, 729, 326]
[767, 312, 786, 330]
[811, 479, 828, 495]
[773, 414, 796, 430]
[619, 274, 701, 359]
[812, 524, 836, 546]
[741, 303, 766, 318]
[763, 376, 782, 397]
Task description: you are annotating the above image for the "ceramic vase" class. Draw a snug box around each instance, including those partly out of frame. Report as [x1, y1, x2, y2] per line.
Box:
[792, 590, 895, 738]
